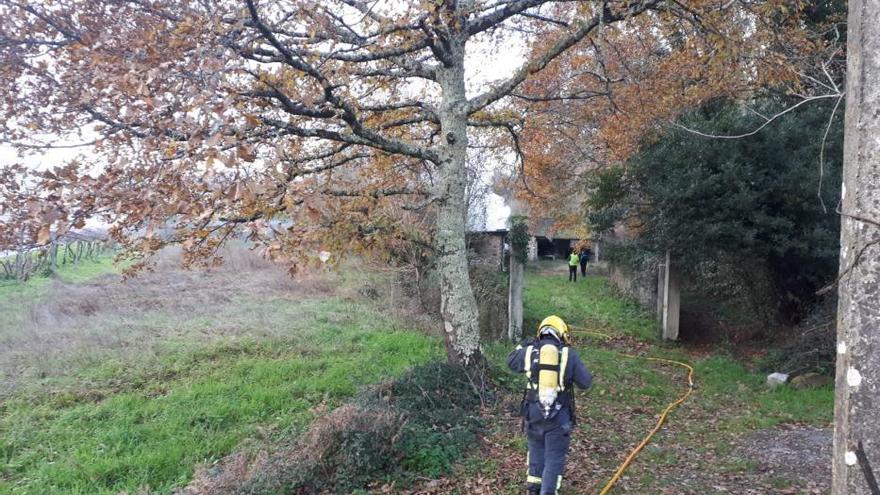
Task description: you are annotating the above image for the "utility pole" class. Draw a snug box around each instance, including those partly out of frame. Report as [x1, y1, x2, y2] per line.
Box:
[832, 0, 880, 492]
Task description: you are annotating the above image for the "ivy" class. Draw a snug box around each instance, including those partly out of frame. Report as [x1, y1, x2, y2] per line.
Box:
[508, 215, 530, 264]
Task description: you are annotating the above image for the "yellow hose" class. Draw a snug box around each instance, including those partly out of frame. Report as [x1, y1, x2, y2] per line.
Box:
[568, 327, 696, 495]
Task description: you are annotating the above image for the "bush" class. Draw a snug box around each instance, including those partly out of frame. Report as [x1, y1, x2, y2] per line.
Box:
[763, 295, 837, 376]
[242, 403, 401, 494]
[589, 97, 844, 324]
[188, 363, 484, 494]
[381, 362, 483, 476]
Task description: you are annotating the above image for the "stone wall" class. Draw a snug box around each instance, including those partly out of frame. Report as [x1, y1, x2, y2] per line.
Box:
[468, 233, 505, 269]
[608, 263, 657, 311]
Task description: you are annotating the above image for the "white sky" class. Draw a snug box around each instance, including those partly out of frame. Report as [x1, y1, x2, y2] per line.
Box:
[466, 34, 524, 230]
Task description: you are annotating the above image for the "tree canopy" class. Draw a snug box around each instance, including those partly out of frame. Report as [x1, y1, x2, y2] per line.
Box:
[510, 0, 844, 227]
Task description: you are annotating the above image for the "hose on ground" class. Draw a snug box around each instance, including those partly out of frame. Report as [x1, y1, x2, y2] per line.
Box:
[568, 327, 695, 495]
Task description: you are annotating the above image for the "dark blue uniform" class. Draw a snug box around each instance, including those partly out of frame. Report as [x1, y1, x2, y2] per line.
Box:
[508, 337, 592, 495]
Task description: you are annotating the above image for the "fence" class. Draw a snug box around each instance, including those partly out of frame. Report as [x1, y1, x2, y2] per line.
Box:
[1, 237, 111, 282]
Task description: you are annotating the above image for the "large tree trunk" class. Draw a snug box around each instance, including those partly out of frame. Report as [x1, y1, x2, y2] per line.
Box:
[434, 35, 482, 366]
[832, 1, 880, 493]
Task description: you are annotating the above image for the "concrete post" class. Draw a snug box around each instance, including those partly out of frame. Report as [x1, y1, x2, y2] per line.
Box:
[657, 257, 666, 325]
[527, 236, 538, 261]
[832, 0, 880, 490]
[658, 251, 680, 340]
[508, 245, 524, 342]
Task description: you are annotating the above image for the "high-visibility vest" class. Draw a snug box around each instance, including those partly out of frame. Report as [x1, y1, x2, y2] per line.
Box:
[569, 253, 579, 266]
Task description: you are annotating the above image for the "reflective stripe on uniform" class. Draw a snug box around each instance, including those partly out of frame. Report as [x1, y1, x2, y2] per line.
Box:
[556, 475, 563, 493]
[558, 347, 569, 391]
[527, 475, 543, 485]
[524, 345, 534, 380]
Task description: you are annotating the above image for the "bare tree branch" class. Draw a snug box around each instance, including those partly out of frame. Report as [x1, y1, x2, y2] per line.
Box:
[467, 0, 659, 114]
[672, 93, 844, 139]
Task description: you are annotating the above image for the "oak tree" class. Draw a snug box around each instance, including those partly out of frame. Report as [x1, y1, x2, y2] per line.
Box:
[509, 0, 844, 223]
[0, 0, 801, 365]
[0, 0, 665, 366]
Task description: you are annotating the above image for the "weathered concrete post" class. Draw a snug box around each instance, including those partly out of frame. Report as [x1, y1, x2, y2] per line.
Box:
[832, 0, 880, 491]
[508, 216, 528, 342]
[658, 251, 680, 340]
[657, 256, 666, 325]
[508, 244, 524, 342]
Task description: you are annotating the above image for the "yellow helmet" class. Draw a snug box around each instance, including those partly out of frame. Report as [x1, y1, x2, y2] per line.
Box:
[537, 315, 570, 344]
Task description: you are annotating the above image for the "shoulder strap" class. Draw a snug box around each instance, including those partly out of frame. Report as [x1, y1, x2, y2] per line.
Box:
[523, 345, 535, 389]
[558, 347, 570, 391]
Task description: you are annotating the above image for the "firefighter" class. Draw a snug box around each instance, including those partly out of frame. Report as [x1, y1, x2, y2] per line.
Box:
[507, 315, 592, 495]
[579, 246, 589, 277]
[568, 250, 579, 282]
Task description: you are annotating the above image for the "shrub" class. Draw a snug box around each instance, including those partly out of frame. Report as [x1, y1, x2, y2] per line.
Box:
[589, 97, 844, 324]
[187, 363, 484, 494]
[763, 295, 837, 376]
[242, 403, 401, 494]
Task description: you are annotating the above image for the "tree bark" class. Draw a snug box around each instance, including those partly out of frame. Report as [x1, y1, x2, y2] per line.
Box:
[832, 0, 880, 492]
[435, 34, 482, 366]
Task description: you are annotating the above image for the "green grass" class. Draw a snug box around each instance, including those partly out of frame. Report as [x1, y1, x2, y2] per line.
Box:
[1, 257, 835, 494]
[693, 354, 833, 429]
[0, 288, 443, 494]
[519, 269, 832, 425]
[0, 254, 119, 293]
[522, 271, 657, 340]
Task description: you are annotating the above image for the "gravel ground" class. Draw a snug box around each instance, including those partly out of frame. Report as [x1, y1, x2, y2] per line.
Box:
[736, 424, 832, 492]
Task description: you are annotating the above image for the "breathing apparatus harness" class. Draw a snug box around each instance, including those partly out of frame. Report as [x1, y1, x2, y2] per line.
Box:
[520, 329, 576, 426]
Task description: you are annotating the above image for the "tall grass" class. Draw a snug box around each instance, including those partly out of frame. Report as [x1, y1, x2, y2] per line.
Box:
[0, 248, 444, 494]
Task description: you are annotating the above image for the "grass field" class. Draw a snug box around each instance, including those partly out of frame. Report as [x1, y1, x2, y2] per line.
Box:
[0, 255, 834, 494]
[0, 249, 442, 494]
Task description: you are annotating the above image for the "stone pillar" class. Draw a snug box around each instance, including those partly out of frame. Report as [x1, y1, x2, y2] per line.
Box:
[657, 257, 666, 325]
[508, 252, 524, 342]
